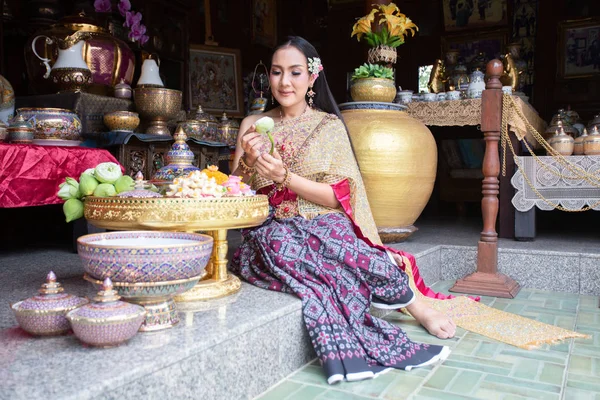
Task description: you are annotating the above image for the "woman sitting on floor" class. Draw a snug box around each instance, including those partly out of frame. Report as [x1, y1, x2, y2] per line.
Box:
[230, 36, 455, 384]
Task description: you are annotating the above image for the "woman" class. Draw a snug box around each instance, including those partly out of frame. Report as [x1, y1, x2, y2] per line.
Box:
[231, 36, 455, 384]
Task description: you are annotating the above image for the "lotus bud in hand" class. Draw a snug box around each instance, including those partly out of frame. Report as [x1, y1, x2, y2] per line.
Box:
[254, 116, 275, 155]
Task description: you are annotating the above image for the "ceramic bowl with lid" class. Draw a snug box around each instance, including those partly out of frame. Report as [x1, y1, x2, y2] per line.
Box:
[66, 277, 146, 347]
[113, 78, 132, 99]
[7, 114, 34, 144]
[178, 105, 219, 141]
[11, 271, 89, 336]
[77, 230, 213, 283]
[16, 108, 82, 141]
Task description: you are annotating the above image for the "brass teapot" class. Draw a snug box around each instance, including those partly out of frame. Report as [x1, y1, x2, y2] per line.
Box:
[32, 31, 92, 93]
[25, 12, 135, 95]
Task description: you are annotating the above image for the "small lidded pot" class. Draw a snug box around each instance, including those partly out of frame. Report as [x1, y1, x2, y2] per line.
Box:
[11, 271, 89, 336]
[67, 277, 146, 348]
[8, 114, 34, 144]
[584, 126, 600, 156]
[573, 128, 588, 155]
[113, 78, 133, 99]
[548, 125, 574, 156]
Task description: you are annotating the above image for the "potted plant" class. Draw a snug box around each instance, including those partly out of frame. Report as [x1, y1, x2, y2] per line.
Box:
[350, 63, 396, 102]
[351, 2, 418, 66]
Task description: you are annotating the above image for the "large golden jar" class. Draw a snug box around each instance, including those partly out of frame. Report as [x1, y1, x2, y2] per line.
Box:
[25, 13, 135, 95]
[340, 102, 437, 242]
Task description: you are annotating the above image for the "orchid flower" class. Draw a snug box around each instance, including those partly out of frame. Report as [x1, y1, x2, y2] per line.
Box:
[124, 11, 142, 29]
[94, 0, 112, 13]
[117, 0, 131, 17]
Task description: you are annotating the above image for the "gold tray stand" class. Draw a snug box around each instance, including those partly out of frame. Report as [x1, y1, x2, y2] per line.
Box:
[174, 229, 241, 302]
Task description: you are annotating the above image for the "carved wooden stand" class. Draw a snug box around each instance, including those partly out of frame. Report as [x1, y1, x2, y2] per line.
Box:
[450, 60, 521, 298]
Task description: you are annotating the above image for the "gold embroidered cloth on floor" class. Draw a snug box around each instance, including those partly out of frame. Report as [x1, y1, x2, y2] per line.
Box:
[421, 295, 589, 349]
[405, 97, 547, 150]
[399, 256, 589, 349]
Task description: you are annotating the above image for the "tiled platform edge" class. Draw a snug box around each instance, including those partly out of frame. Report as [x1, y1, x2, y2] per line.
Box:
[438, 245, 600, 296]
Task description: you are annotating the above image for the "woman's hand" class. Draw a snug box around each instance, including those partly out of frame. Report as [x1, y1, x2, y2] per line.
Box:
[254, 150, 287, 183]
[240, 124, 269, 166]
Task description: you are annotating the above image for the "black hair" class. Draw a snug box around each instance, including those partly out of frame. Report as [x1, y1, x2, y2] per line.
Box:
[266, 36, 342, 120]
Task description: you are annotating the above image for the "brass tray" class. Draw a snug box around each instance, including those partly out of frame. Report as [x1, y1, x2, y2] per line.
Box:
[84, 195, 269, 231]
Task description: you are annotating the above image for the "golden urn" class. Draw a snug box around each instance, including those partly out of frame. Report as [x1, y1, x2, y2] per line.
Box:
[351, 78, 396, 103]
[340, 102, 437, 242]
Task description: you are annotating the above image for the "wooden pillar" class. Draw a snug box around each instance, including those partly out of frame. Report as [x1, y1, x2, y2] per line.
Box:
[450, 60, 520, 298]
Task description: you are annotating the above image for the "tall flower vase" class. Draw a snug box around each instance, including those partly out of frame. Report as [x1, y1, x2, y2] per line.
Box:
[340, 102, 437, 242]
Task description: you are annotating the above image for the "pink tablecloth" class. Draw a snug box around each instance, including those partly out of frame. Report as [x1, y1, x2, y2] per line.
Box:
[0, 144, 121, 208]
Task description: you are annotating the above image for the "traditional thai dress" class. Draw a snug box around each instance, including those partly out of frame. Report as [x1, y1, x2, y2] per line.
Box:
[231, 109, 451, 384]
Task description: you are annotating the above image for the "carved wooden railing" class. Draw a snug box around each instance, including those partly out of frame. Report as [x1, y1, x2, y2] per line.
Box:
[450, 60, 521, 298]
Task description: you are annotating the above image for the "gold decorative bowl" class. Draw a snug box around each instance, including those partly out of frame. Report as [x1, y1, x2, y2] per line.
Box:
[351, 78, 396, 103]
[103, 111, 140, 132]
[84, 195, 270, 231]
[133, 87, 182, 135]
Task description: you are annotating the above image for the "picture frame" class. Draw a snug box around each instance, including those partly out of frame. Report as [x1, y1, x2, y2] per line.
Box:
[558, 18, 600, 79]
[442, 30, 508, 67]
[252, 0, 277, 48]
[442, 0, 508, 32]
[189, 44, 244, 117]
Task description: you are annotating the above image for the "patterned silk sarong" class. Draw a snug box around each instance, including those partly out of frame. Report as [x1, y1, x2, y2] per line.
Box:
[231, 211, 449, 384]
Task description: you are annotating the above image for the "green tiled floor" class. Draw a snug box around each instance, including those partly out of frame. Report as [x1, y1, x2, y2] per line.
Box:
[254, 281, 600, 400]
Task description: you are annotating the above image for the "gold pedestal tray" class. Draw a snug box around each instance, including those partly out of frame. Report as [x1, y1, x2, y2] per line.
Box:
[84, 196, 269, 301]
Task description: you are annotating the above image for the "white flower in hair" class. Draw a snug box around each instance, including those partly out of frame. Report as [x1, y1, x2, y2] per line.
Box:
[307, 57, 324, 79]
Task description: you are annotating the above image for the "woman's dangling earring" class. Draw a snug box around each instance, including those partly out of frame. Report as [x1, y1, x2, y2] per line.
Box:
[307, 86, 315, 108]
[271, 93, 275, 105]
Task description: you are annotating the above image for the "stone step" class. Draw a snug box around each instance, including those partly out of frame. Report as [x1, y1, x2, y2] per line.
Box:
[2, 238, 599, 399]
[0, 249, 314, 400]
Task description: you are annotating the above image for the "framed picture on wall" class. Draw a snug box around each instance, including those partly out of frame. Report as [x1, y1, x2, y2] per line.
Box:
[442, 0, 508, 32]
[442, 30, 508, 67]
[252, 0, 277, 48]
[189, 45, 244, 117]
[558, 18, 600, 79]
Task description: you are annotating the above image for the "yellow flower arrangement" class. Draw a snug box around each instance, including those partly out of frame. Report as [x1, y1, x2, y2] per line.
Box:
[351, 2, 418, 48]
[201, 165, 229, 185]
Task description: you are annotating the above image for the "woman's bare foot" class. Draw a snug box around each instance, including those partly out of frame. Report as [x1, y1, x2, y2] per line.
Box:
[406, 299, 456, 339]
[390, 253, 456, 339]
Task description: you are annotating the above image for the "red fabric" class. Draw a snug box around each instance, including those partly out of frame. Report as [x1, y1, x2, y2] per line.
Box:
[331, 179, 480, 302]
[257, 185, 297, 206]
[0, 144, 123, 208]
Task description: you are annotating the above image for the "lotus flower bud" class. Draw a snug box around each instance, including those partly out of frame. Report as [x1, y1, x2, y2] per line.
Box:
[63, 198, 84, 222]
[114, 175, 135, 193]
[57, 177, 81, 200]
[255, 116, 274, 134]
[81, 168, 96, 177]
[94, 162, 123, 184]
[93, 183, 117, 197]
[79, 174, 100, 196]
